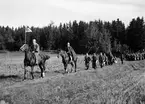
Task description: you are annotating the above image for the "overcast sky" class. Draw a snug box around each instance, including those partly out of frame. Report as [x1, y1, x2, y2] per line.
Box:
[0, 0, 144, 27]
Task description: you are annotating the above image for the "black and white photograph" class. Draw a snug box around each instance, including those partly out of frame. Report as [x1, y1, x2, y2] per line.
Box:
[0, 0, 145, 103]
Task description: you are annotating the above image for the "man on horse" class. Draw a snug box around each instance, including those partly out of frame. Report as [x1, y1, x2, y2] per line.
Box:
[66, 42, 75, 62]
[31, 39, 40, 64]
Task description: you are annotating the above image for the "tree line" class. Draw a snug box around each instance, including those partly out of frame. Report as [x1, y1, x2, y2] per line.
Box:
[0, 17, 145, 54]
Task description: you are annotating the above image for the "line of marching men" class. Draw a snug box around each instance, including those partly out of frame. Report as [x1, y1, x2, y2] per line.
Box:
[84, 52, 118, 70]
[124, 52, 145, 61]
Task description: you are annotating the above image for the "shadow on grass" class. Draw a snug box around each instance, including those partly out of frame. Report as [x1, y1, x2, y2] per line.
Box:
[35, 71, 41, 74]
[35, 69, 65, 75]
[54, 69, 67, 74]
[0, 74, 21, 79]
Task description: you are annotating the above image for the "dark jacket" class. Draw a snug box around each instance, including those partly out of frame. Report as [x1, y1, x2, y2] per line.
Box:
[85, 56, 91, 64]
[99, 55, 104, 63]
[92, 54, 97, 62]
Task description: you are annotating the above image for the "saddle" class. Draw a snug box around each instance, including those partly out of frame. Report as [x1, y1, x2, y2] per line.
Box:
[32, 52, 40, 64]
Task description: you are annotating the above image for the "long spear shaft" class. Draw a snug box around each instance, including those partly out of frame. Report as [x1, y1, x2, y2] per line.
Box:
[25, 31, 26, 44]
[87, 46, 92, 53]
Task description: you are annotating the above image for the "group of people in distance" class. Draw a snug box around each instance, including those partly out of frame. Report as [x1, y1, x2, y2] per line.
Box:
[84, 52, 116, 70]
[84, 53, 97, 70]
[125, 51, 145, 61]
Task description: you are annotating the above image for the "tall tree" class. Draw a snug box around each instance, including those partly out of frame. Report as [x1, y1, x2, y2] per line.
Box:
[126, 17, 145, 51]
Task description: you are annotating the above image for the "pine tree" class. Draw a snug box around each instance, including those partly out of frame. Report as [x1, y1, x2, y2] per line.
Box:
[127, 17, 145, 51]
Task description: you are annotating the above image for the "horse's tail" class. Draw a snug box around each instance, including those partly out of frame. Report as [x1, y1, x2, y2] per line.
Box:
[74, 56, 78, 71]
[40, 53, 50, 61]
[45, 55, 50, 60]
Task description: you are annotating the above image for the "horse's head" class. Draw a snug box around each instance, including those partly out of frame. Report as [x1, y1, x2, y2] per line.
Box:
[45, 55, 50, 60]
[57, 49, 61, 58]
[20, 44, 29, 52]
[57, 49, 66, 58]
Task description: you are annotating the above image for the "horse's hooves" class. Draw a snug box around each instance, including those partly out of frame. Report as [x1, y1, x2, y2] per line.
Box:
[43, 73, 45, 77]
[62, 72, 66, 74]
[23, 78, 26, 81]
[63, 71, 68, 74]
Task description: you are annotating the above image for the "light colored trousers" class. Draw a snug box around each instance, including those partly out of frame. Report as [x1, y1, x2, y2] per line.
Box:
[35, 52, 40, 63]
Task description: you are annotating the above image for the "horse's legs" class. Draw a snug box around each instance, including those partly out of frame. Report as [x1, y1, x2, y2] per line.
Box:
[31, 66, 34, 79]
[70, 62, 74, 73]
[39, 64, 44, 78]
[64, 64, 68, 73]
[42, 64, 45, 77]
[24, 66, 27, 80]
[74, 60, 77, 72]
[43, 63, 46, 73]
[87, 64, 89, 70]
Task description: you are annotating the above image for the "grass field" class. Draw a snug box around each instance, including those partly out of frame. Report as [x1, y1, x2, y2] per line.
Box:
[0, 52, 145, 104]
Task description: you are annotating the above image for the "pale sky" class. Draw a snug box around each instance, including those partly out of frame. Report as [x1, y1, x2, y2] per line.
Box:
[0, 0, 144, 27]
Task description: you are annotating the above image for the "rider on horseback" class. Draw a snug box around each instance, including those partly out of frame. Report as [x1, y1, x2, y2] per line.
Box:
[66, 42, 74, 62]
[32, 39, 40, 64]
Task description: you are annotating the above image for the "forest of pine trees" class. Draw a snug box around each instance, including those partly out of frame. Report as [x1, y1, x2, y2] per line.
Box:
[0, 17, 145, 54]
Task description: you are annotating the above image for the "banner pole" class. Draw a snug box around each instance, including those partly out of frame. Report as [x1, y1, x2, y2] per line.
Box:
[25, 29, 26, 44]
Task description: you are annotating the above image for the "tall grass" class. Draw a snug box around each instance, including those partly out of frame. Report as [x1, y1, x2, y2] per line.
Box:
[0, 53, 145, 103]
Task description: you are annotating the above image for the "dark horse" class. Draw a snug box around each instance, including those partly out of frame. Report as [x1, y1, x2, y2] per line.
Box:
[20, 44, 50, 79]
[57, 50, 77, 73]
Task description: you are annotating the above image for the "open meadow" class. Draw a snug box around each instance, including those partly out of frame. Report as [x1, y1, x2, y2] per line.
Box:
[0, 52, 145, 104]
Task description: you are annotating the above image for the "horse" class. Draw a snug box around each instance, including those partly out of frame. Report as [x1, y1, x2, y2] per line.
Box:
[57, 50, 77, 73]
[20, 44, 50, 79]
